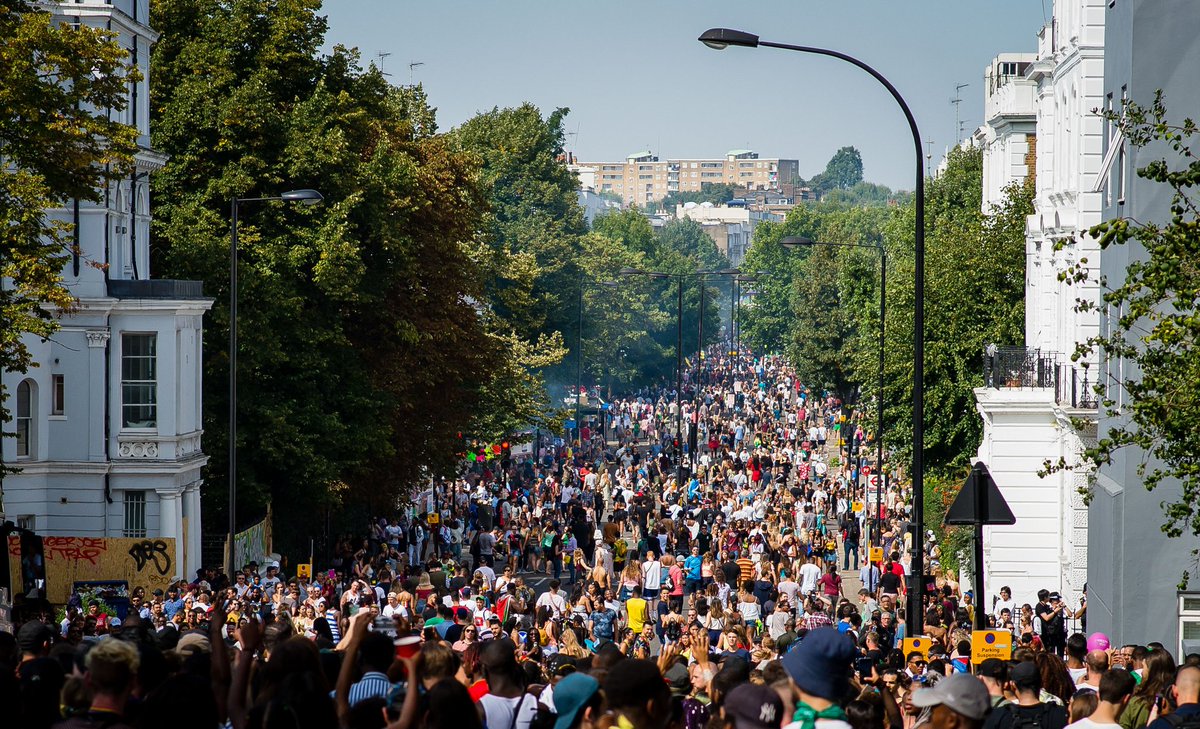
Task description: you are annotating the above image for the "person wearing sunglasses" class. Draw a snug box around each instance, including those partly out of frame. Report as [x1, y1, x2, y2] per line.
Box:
[906, 653, 929, 681]
[453, 626, 479, 653]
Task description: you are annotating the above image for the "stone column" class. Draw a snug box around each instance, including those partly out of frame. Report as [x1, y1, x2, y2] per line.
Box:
[184, 482, 203, 578]
[156, 489, 182, 579]
[86, 330, 110, 462]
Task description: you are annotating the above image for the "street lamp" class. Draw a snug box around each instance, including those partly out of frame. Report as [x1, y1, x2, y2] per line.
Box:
[702, 27, 926, 638]
[619, 266, 737, 487]
[229, 188, 323, 579]
[576, 278, 619, 446]
[782, 235, 887, 549]
[693, 269, 740, 469]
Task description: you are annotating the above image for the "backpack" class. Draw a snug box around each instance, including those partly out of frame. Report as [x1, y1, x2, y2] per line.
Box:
[614, 539, 628, 560]
[662, 571, 675, 593]
[1162, 713, 1200, 729]
[1007, 703, 1052, 729]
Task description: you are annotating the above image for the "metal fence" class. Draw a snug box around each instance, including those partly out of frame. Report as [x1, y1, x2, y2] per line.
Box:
[983, 346, 1057, 388]
[982, 346, 1098, 409]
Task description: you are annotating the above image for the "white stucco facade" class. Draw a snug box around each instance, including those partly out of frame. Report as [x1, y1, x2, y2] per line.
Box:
[1, 0, 212, 581]
[972, 0, 1105, 612]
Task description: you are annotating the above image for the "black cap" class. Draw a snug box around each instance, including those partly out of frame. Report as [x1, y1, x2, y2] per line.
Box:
[977, 658, 1008, 681]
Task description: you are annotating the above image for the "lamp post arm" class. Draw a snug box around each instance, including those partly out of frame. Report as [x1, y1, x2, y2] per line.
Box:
[759, 37, 925, 636]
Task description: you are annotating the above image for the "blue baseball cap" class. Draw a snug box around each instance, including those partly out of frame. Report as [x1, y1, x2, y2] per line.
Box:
[552, 672, 600, 729]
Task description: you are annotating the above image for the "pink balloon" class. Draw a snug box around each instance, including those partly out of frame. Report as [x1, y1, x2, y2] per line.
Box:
[1087, 633, 1111, 651]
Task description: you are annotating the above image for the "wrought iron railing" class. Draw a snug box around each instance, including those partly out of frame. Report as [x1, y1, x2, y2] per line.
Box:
[983, 346, 1057, 388]
[1055, 363, 1099, 409]
[982, 345, 1098, 409]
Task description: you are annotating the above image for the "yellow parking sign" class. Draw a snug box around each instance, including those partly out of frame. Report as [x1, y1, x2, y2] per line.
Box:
[296, 563, 312, 580]
[902, 636, 931, 658]
[869, 546, 884, 563]
[852, 501, 865, 513]
[971, 630, 1013, 663]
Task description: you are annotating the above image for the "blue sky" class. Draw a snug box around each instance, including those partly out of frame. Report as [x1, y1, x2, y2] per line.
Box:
[321, 1, 1047, 191]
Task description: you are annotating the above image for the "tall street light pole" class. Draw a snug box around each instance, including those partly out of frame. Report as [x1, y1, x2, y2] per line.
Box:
[693, 270, 740, 469]
[782, 236, 887, 547]
[701, 27, 925, 638]
[229, 189, 323, 580]
[576, 278, 619, 446]
[620, 267, 737, 488]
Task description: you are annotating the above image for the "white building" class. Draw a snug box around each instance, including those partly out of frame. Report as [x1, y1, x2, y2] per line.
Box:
[974, 54, 1038, 211]
[1, 0, 212, 579]
[972, 0, 1105, 611]
[674, 202, 781, 266]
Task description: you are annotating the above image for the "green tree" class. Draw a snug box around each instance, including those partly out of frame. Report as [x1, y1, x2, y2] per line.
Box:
[1, 0, 138, 435]
[818, 146, 865, 192]
[656, 182, 738, 213]
[151, 0, 504, 550]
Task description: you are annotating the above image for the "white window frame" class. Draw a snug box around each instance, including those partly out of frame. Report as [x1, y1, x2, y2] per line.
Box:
[51, 374, 65, 416]
[16, 379, 34, 459]
[121, 333, 157, 429]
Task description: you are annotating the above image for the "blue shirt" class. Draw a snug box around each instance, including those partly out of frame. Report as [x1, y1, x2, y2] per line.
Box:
[163, 597, 185, 619]
[684, 556, 702, 580]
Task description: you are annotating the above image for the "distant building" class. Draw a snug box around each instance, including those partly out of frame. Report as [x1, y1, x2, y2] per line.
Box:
[577, 189, 621, 226]
[576, 150, 800, 208]
[674, 202, 782, 266]
[1, 0, 212, 578]
[1088, 0, 1200, 657]
[973, 53, 1038, 210]
[971, 0, 1105, 612]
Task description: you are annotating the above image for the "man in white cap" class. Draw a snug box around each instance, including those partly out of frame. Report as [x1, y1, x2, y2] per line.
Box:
[910, 673, 991, 729]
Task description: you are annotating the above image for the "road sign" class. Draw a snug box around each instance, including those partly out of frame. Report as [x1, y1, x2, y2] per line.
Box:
[427, 513, 440, 525]
[869, 546, 884, 563]
[296, 563, 312, 580]
[944, 461, 1015, 525]
[852, 501, 864, 513]
[868, 474, 885, 488]
[971, 630, 1013, 663]
[902, 636, 931, 658]
[862, 465, 871, 475]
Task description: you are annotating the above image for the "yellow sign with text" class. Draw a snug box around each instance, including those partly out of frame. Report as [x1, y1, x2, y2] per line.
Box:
[852, 501, 865, 513]
[869, 547, 884, 563]
[971, 630, 1013, 663]
[296, 563, 312, 580]
[902, 636, 932, 658]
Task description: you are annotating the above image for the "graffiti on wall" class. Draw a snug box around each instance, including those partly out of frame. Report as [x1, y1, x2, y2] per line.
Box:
[7, 536, 176, 604]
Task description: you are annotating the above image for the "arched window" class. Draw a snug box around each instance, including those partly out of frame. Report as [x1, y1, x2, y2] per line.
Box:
[16, 379, 34, 458]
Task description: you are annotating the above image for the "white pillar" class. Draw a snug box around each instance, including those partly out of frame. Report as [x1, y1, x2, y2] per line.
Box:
[157, 489, 182, 579]
[86, 330, 109, 462]
[184, 482, 203, 579]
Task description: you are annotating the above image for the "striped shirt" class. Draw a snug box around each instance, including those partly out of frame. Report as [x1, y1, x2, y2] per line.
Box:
[348, 671, 395, 707]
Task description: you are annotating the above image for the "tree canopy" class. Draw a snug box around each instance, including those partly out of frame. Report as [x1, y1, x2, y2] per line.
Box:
[1, 0, 138, 439]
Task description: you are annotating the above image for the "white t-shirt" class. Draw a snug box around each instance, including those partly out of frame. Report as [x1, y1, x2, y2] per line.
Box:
[800, 563, 822, 594]
[642, 561, 662, 591]
[535, 591, 567, 619]
[480, 693, 539, 729]
[1066, 719, 1119, 729]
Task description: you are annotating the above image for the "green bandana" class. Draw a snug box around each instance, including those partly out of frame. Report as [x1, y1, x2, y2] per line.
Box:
[791, 701, 847, 729]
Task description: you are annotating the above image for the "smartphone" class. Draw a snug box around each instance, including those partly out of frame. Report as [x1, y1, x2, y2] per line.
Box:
[855, 657, 874, 680]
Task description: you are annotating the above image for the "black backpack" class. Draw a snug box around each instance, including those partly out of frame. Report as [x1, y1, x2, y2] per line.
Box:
[1163, 714, 1200, 729]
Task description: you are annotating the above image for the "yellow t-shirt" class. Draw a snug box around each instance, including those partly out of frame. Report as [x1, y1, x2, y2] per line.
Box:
[626, 597, 649, 633]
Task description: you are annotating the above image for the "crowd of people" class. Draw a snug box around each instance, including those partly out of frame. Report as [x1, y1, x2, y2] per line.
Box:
[4, 351, 1193, 729]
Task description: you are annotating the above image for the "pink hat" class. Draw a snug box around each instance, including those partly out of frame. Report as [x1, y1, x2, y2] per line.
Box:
[1086, 632, 1111, 651]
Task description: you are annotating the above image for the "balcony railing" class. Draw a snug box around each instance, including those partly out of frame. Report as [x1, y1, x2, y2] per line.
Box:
[1056, 363, 1099, 409]
[982, 345, 1098, 409]
[983, 346, 1056, 388]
